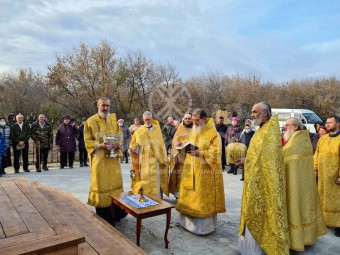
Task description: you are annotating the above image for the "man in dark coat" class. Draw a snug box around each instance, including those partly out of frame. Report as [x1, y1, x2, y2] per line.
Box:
[55, 115, 78, 169]
[216, 116, 228, 171]
[239, 123, 255, 181]
[10, 113, 31, 173]
[118, 119, 131, 164]
[162, 117, 176, 153]
[78, 117, 88, 167]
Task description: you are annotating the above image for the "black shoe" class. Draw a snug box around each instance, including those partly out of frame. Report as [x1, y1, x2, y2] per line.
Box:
[69, 166, 73, 169]
[335, 227, 340, 237]
[240, 178, 244, 181]
[84, 163, 89, 167]
[227, 170, 233, 174]
[37, 170, 41, 172]
[80, 163, 83, 167]
[42, 166, 48, 171]
[60, 166, 64, 169]
[233, 172, 237, 175]
[1, 170, 6, 174]
[15, 170, 19, 173]
[24, 169, 30, 172]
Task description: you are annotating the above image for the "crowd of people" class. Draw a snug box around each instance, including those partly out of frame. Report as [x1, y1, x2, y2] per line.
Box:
[82, 97, 339, 255]
[1, 98, 339, 255]
[0, 113, 90, 175]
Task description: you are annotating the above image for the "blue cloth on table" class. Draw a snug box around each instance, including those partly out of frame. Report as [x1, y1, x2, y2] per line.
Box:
[122, 195, 159, 208]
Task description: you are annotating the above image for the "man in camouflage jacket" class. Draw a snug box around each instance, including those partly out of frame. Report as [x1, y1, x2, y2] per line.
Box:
[30, 114, 53, 171]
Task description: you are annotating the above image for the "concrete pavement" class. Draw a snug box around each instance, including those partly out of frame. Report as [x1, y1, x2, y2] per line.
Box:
[1, 164, 339, 255]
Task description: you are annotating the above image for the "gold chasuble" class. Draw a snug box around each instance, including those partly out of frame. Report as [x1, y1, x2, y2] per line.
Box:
[239, 115, 290, 255]
[169, 123, 192, 194]
[283, 130, 327, 251]
[84, 113, 123, 208]
[130, 120, 169, 197]
[176, 118, 226, 217]
[314, 133, 340, 227]
[226, 142, 247, 164]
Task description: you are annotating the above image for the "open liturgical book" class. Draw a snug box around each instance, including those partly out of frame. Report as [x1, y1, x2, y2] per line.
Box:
[176, 141, 199, 153]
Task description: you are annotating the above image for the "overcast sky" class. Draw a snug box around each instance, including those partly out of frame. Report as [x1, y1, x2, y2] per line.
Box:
[1, 0, 339, 82]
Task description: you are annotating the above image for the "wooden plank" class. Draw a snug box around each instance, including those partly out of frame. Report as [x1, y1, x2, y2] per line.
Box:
[0, 232, 52, 249]
[78, 242, 100, 255]
[0, 184, 29, 237]
[0, 234, 85, 255]
[35, 185, 146, 255]
[13, 180, 99, 255]
[48, 245, 77, 255]
[1, 180, 56, 236]
[13, 180, 81, 237]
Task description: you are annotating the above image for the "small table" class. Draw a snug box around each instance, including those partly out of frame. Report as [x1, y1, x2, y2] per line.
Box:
[110, 191, 175, 248]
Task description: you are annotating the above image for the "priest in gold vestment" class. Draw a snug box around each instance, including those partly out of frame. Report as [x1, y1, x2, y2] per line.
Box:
[169, 113, 193, 198]
[129, 111, 169, 197]
[238, 102, 289, 255]
[176, 109, 226, 235]
[283, 117, 327, 251]
[314, 115, 340, 237]
[84, 97, 126, 224]
[225, 138, 247, 175]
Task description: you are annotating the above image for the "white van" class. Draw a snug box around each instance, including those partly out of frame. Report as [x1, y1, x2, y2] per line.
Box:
[271, 108, 324, 133]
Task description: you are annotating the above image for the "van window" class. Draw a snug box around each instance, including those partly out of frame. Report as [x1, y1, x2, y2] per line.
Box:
[302, 113, 323, 124]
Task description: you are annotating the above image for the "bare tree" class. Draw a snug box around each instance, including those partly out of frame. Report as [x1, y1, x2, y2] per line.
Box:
[47, 40, 119, 118]
[0, 68, 48, 119]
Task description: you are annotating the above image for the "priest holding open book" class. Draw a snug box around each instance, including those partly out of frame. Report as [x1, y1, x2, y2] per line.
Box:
[176, 108, 226, 235]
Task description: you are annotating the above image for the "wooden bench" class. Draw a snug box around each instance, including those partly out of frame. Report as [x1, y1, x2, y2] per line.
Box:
[0, 178, 146, 255]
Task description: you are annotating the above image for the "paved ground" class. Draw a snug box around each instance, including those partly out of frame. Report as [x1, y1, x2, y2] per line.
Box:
[1, 164, 339, 255]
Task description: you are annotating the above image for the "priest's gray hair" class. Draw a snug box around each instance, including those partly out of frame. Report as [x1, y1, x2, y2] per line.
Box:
[192, 108, 207, 119]
[258, 102, 272, 118]
[289, 117, 303, 130]
[97, 97, 110, 105]
[143, 111, 153, 118]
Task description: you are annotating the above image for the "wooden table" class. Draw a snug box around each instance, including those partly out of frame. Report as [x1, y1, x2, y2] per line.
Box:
[0, 178, 85, 254]
[110, 191, 175, 248]
[0, 178, 146, 255]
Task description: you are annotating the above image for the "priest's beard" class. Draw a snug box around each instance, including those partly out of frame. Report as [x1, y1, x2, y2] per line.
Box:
[98, 110, 110, 119]
[283, 130, 294, 142]
[183, 122, 193, 129]
[253, 115, 263, 127]
[145, 122, 152, 128]
[192, 123, 205, 136]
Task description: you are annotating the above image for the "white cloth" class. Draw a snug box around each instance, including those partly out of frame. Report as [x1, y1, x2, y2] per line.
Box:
[178, 213, 217, 235]
[238, 225, 265, 255]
